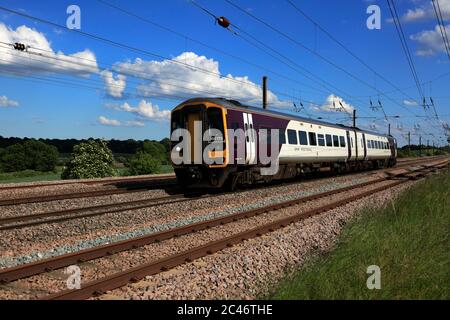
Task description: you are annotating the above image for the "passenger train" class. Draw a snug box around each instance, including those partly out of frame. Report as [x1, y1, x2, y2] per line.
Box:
[170, 98, 397, 189]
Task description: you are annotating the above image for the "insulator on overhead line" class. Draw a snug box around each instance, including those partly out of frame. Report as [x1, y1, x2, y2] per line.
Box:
[217, 16, 231, 28]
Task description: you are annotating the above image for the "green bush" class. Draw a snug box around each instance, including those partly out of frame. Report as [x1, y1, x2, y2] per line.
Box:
[61, 140, 117, 179]
[127, 151, 161, 175]
[0, 140, 59, 173]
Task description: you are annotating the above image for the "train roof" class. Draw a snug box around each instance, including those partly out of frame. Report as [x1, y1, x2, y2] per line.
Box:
[176, 97, 393, 139]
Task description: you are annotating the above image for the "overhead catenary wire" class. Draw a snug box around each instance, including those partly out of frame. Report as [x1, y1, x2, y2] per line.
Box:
[386, 0, 425, 100]
[285, 0, 426, 109]
[0, 3, 445, 135]
[0, 42, 332, 111]
[94, 0, 328, 96]
[431, 0, 450, 61]
[221, 0, 444, 129]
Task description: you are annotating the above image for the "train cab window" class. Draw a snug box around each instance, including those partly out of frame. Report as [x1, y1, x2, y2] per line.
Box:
[318, 134, 325, 146]
[333, 135, 339, 147]
[308, 132, 317, 146]
[287, 129, 298, 145]
[326, 134, 333, 147]
[299, 131, 308, 145]
[207, 108, 224, 134]
[279, 130, 286, 145]
[339, 136, 346, 147]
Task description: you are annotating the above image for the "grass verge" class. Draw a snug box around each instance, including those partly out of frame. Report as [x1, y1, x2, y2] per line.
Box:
[270, 170, 450, 300]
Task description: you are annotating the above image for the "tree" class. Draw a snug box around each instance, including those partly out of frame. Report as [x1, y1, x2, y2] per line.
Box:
[23, 140, 59, 172]
[0, 140, 58, 173]
[141, 140, 167, 163]
[61, 140, 117, 179]
[127, 151, 161, 175]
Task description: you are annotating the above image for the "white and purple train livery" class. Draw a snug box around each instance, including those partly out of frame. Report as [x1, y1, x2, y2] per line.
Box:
[171, 98, 397, 189]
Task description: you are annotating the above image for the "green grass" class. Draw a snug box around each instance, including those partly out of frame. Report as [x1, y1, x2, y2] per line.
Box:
[270, 170, 450, 300]
[0, 168, 63, 184]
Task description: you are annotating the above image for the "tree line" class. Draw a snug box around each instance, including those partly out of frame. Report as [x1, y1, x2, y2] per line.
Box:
[0, 136, 172, 179]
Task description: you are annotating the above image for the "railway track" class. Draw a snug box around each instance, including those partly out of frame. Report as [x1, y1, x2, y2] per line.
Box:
[1, 157, 446, 230]
[0, 156, 444, 208]
[0, 177, 177, 206]
[0, 174, 175, 192]
[0, 158, 447, 299]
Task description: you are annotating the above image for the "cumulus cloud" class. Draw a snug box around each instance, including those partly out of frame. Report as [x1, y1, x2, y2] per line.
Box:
[318, 94, 354, 113]
[112, 52, 290, 108]
[98, 116, 145, 127]
[410, 24, 450, 56]
[125, 120, 145, 127]
[399, 0, 450, 23]
[100, 70, 126, 98]
[98, 116, 120, 126]
[0, 23, 98, 76]
[113, 100, 171, 121]
[0, 95, 18, 107]
[403, 99, 419, 106]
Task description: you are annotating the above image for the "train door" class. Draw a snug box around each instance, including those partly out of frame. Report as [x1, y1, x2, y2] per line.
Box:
[187, 112, 201, 164]
[243, 113, 257, 164]
[354, 130, 359, 160]
[346, 131, 352, 161]
[388, 136, 397, 159]
[362, 133, 367, 160]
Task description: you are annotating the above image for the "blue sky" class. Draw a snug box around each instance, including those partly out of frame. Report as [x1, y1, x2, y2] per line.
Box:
[0, 0, 449, 146]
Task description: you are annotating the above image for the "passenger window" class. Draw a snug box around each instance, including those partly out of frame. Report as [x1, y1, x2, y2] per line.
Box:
[279, 130, 286, 145]
[308, 132, 317, 146]
[339, 136, 346, 147]
[299, 131, 308, 145]
[318, 134, 325, 146]
[333, 135, 339, 147]
[287, 129, 298, 145]
[326, 134, 333, 147]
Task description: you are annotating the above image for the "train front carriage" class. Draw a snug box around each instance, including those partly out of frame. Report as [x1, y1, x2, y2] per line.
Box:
[170, 99, 233, 188]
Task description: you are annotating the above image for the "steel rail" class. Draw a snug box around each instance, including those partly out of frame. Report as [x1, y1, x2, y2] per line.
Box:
[0, 156, 443, 207]
[0, 177, 390, 283]
[45, 176, 423, 300]
[0, 179, 177, 206]
[0, 174, 176, 192]
[0, 159, 447, 285]
[2, 158, 442, 229]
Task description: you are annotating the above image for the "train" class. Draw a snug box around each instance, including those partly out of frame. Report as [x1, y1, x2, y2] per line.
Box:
[170, 98, 397, 189]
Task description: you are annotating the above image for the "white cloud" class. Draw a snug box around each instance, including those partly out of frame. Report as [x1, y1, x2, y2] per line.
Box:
[410, 24, 450, 56]
[101, 70, 126, 98]
[319, 94, 354, 113]
[399, 0, 450, 23]
[112, 52, 290, 109]
[0, 23, 98, 76]
[98, 116, 120, 126]
[118, 100, 171, 121]
[125, 120, 145, 127]
[0, 95, 18, 107]
[403, 99, 419, 106]
[98, 116, 145, 127]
